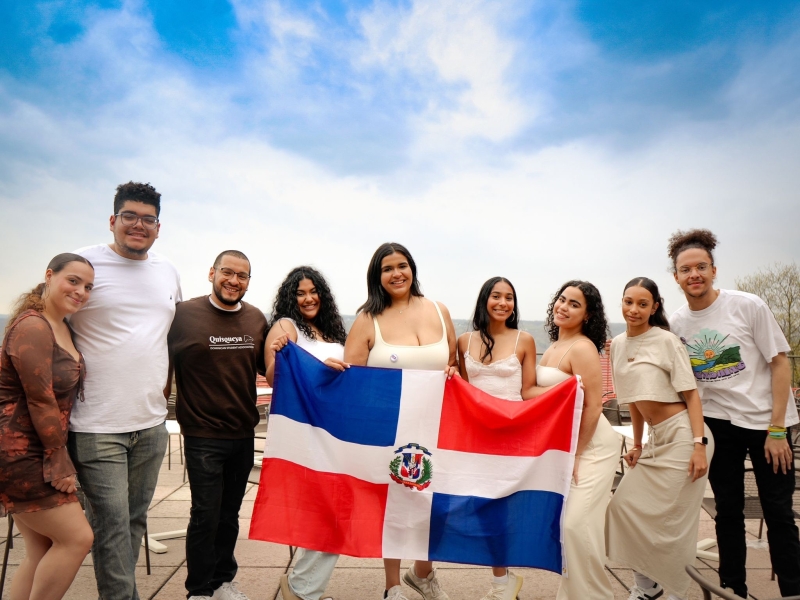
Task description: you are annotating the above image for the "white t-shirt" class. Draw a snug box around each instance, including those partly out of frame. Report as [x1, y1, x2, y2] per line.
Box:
[670, 289, 798, 430]
[68, 244, 182, 433]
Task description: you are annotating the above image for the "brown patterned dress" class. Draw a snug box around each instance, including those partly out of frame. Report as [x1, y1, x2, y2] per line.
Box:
[0, 310, 84, 516]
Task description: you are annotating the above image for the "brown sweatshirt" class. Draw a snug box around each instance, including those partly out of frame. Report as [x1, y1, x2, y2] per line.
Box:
[168, 296, 267, 439]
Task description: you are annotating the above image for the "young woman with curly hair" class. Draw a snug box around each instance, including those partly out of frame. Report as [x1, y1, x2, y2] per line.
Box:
[529, 280, 618, 600]
[456, 276, 537, 600]
[265, 265, 349, 600]
[0, 253, 95, 600]
[604, 277, 712, 600]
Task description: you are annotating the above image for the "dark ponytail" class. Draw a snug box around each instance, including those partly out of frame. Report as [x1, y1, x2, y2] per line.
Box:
[622, 277, 670, 331]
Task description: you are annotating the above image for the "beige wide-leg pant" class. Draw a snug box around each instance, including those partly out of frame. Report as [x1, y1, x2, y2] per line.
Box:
[556, 414, 619, 600]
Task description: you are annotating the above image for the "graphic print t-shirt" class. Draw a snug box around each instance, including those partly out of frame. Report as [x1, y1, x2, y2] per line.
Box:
[670, 289, 798, 430]
[168, 296, 268, 439]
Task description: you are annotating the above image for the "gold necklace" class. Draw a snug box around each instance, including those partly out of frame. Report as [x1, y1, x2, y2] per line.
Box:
[626, 330, 648, 362]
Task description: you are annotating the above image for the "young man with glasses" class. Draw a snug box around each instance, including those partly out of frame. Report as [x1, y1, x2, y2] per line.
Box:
[668, 228, 800, 599]
[168, 250, 268, 600]
[68, 181, 182, 600]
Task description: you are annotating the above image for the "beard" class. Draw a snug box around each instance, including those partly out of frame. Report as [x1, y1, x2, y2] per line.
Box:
[213, 282, 246, 306]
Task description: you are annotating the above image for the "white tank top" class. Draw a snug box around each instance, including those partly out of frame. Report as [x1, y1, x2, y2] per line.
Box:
[535, 338, 589, 386]
[464, 331, 523, 401]
[366, 300, 449, 370]
[280, 318, 344, 363]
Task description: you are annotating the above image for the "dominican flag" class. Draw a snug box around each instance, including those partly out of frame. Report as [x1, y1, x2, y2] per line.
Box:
[250, 342, 583, 573]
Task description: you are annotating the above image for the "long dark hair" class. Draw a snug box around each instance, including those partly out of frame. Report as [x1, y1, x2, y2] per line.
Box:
[471, 277, 519, 362]
[545, 280, 609, 352]
[270, 266, 347, 345]
[623, 277, 670, 331]
[357, 242, 423, 317]
[5, 253, 94, 336]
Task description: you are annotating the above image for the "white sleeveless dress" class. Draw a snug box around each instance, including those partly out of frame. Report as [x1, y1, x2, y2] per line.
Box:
[463, 331, 523, 401]
[537, 344, 618, 600]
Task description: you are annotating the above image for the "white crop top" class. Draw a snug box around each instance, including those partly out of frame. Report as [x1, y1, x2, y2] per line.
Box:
[610, 327, 696, 404]
[366, 300, 450, 370]
[464, 331, 523, 401]
[280, 318, 344, 363]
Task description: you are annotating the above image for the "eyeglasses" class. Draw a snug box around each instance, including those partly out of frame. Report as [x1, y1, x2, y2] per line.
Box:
[677, 263, 712, 275]
[216, 267, 251, 281]
[115, 212, 159, 230]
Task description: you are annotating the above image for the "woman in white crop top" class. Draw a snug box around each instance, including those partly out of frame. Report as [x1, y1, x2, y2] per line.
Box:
[527, 280, 619, 600]
[265, 266, 348, 600]
[345, 243, 456, 600]
[456, 277, 536, 600]
[605, 277, 713, 600]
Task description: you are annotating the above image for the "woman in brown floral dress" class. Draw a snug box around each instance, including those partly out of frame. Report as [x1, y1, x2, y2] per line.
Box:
[0, 253, 96, 600]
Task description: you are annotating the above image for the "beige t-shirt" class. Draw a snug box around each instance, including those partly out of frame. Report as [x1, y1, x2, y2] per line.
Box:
[610, 327, 697, 403]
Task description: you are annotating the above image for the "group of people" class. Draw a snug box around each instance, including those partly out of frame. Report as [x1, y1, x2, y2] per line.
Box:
[0, 181, 798, 600]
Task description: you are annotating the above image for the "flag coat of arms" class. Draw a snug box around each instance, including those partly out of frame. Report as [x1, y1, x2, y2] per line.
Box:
[250, 342, 583, 573]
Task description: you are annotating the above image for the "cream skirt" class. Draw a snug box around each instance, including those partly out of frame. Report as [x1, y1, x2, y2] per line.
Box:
[605, 409, 714, 598]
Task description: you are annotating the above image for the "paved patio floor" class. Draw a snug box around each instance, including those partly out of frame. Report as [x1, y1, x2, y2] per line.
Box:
[1, 438, 792, 600]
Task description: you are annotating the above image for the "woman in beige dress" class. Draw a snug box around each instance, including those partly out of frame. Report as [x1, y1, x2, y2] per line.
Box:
[605, 277, 713, 600]
[346, 242, 457, 600]
[528, 280, 619, 600]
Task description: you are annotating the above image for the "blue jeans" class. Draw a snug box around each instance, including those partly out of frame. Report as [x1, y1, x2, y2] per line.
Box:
[289, 549, 340, 600]
[183, 436, 253, 599]
[68, 423, 169, 600]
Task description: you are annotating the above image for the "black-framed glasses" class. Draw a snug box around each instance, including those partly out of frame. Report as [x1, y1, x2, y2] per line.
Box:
[216, 267, 251, 281]
[115, 212, 159, 229]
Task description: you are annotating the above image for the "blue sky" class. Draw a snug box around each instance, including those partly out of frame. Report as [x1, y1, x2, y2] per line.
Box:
[1, 0, 799, 320]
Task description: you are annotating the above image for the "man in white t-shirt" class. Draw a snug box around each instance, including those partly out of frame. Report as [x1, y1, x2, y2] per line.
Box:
[667, 228, 800, 599]
[68, 182, 182, 600]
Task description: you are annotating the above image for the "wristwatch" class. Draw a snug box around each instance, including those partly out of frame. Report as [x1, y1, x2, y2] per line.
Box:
[693, 436, 708, 445]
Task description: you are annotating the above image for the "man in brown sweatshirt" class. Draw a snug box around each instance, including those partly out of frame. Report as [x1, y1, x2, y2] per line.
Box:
[168, 250, 268, 600]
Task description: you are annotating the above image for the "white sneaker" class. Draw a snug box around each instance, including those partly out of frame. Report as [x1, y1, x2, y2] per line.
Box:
[402, 566, 450, 600]
[213, 581, 250, 600]
[480, 571, 523, 600]
[385, 585, 411, 600]
[627, 583, 664, 600]
[188, 596, 213, 600]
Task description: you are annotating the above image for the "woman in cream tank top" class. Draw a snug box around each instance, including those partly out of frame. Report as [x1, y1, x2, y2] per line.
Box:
[528, 280, 619, 600]
[346, 243, 457, 600]
[265, 266, 348, 600]
[456, 277, 537, 600]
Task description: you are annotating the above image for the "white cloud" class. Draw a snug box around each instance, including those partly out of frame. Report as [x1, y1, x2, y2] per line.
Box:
[358, 0, 529, 145]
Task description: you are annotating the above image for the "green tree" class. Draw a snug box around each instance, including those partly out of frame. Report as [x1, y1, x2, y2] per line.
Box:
[736, 262, 800, 386]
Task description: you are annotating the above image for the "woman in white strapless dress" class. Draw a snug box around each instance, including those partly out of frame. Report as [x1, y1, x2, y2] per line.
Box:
[456, 277, 537, 600]
[346, 243, 458, 600]
[530, 280, 619, 600]
[265, 266, 350, 600]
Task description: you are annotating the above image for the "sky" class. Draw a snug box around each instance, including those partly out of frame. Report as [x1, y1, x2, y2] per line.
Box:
[1, 0, 799, 323]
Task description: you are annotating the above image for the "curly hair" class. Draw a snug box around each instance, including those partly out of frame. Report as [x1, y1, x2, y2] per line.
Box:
[667, 228, 718, 272]
[622, 277, 670, 331]
[114, 181, 162, 216]
[4, 253, 94, 337]
[357, 242, 423, 317]
[471, 277, 519, 362]
[270, 266, 347, 345]
[544, 280, 610, 352]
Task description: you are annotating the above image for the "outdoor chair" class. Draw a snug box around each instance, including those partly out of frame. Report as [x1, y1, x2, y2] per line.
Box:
[1, 515, 14, 598]
[685, 564, 800, 600]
